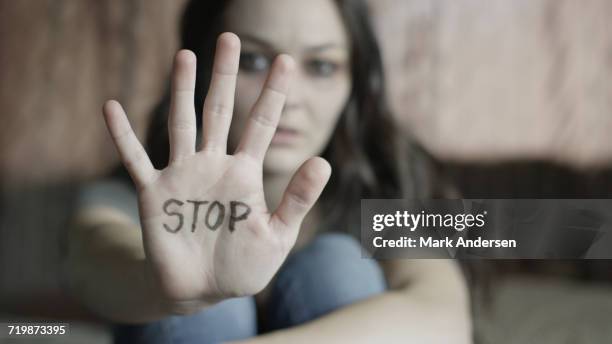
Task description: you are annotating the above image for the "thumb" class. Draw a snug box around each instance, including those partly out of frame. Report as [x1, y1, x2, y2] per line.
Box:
[271, 157, 331, 240]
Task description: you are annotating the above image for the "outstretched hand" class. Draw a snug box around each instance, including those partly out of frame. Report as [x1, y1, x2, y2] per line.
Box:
[102, 32, 331, 309]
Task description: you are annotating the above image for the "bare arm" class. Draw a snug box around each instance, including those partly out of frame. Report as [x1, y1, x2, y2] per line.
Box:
[62, 206, 199, 323]
[235, 260, 472, 343]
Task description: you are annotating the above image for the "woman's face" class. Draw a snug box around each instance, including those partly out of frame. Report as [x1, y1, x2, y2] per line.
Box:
[222, 0, 352, 175]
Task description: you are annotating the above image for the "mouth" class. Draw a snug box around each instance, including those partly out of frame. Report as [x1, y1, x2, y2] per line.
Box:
[271, 126, 300, 146]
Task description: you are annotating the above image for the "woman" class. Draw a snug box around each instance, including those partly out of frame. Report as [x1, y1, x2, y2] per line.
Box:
[65, 0, 471, 342]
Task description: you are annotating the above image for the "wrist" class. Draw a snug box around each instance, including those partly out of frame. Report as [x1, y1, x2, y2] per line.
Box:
[143, 262, 220, 317]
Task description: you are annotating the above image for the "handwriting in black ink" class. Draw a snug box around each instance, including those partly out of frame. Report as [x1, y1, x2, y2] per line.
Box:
[187, 200, 208, 232]
[162, 199, 252, 233]
[229, 201, 251, 232]
[163, 198, 184, 233]
[205, 201, 225, 230]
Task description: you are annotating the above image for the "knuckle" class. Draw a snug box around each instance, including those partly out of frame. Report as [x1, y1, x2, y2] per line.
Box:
[287, 191, 310, 209]
[301, 166, 323, 184]
[124, 150, 145, 169]
[112, 128, 132, 142]
[205, 103, 231, 118]
[170, 120, 196, 132]
[264, 86, 286, 99]
[250, 112, 276, 128]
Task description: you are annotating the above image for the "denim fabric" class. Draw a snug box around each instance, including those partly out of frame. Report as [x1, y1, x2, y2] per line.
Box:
[113, 232, 386, 344]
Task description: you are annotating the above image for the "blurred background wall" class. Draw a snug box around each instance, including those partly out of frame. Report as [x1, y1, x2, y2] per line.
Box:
[0, 0, 188, 318]
[375, 0, 612, 167]
[1, 0, 611, 340]
[2, 0, 612, 183]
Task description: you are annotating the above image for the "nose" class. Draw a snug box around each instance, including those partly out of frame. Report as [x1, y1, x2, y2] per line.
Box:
[283, 68, 305, 113]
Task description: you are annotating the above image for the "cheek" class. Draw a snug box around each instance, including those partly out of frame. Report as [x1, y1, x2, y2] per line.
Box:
[310, 77, 351, 140]
[228, 75, 265, 150]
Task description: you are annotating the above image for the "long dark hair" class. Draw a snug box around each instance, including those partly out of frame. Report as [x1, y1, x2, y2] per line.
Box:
[142, 0, 434, 235]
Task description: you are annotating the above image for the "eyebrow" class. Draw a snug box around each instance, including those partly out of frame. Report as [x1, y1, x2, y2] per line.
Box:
[238, 33, 348, 53]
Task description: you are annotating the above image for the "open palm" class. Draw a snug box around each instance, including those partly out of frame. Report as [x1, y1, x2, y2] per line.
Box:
[102, 33, 330, 308]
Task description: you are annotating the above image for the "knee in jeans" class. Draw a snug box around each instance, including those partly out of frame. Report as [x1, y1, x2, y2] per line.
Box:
[270, 232, 386, 326]
[165, 297, 257, 343]
[308, 232, 363, 257]
[300, 232, 385, 298]
[114, 297, 257, 344]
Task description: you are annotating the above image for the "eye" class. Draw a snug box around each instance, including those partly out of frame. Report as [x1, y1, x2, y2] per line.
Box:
[239, 52, 270, 73]
[306, 59, 340, 77]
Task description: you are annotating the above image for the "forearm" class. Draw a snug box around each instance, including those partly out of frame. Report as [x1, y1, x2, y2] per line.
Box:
[242, 290, 470, 344]
[64, 220, 163, 323]
[238, 260, 471, 344]
[63, 209, 206, 323]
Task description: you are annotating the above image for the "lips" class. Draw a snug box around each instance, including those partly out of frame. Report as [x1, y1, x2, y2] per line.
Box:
[271, 126, 299, 145]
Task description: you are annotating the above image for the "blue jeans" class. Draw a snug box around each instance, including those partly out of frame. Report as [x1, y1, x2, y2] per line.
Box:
[114, 233, 386, 344]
